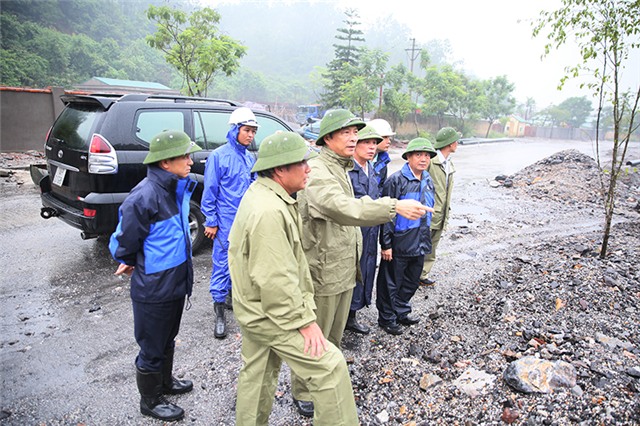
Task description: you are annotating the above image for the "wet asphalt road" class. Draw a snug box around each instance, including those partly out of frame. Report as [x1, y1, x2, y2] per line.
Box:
[0, 137, 620, 424]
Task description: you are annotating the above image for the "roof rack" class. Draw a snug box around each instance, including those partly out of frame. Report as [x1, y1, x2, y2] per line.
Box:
[116, 93, 239, 106]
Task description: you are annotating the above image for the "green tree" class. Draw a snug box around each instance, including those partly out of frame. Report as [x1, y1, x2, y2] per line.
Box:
[340, 76, 376, 119]
[480, 75, 516, 137]
[321, 8, 366, 109]
[534, 0, 640, 258]
[146, 5, 247, 97]
[381, 64, 414, 131]
[557, 96, 593, 128]
[421, 64, 465, 129]
[449, 75, 483, 133]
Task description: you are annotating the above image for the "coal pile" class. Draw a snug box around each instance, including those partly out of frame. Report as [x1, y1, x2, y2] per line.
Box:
[494, 149, 639, 212]
[337, 149, 640, 426]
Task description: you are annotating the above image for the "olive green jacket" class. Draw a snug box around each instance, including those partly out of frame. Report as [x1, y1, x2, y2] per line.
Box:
[428, 152, 455, 231]
[298, 147, 397, 296]
[228, 177, 317, 335]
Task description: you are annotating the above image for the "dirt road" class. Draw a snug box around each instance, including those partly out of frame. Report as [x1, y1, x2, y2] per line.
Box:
[1, 138, 638, 425]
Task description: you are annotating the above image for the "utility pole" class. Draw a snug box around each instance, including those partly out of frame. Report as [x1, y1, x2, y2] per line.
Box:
[405, 38, 422, 136]
[405, 38, 421, 74]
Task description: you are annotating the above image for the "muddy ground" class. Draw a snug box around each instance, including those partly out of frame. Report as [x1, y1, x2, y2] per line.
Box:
[0, 139, 639, 425]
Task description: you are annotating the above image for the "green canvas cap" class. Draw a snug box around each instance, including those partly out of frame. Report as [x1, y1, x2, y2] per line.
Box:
[252, 131, 318, 172]
[316, 109, 366, 145]
[143, 130, 202, 164]
[402, 137, 437, 160]
[357, 124, 383, 143]
[434, 127, 462, 149]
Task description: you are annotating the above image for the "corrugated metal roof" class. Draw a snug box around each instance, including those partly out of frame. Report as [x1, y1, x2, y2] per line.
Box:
[93, 77, 171, 90]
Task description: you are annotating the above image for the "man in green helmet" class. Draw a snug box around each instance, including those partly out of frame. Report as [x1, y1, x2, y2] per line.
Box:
[228, 131, 359, 426]
[110, 130, 201, 422]
[292, 109, 432, 417]
[419, 127, 460, 287]
[377, 138, 436, 335]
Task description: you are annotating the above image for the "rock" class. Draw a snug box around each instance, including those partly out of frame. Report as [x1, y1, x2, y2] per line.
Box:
[376, 409, 389, 423]
[503, 356, 577, 393]
[595, 332, 634, 350]
[453, 367, 496, 397]
[419, 373, 443, 390]
[626, 366, 640, 378]
[501, 407, 520, 424]
[423, 349, 442, 364]
[0, 168, 12, 177]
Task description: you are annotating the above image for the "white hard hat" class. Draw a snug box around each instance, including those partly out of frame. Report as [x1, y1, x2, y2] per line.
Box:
[229, 107, 260, 128]
[368, 119, 395, 137]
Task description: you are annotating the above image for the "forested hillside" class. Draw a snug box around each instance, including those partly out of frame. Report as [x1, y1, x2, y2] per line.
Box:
[1, 0, 418, 105]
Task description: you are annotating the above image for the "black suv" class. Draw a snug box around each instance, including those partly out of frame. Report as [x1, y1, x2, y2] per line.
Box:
[31, 93, 294, 252]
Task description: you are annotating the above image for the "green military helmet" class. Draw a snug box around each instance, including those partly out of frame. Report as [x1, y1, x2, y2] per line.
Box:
[402, 137, 437, 160]
[251, 131, 318, 172]
[316, 109, 366, 145]
[434, 127, 462, 149]
[143, 129, 202, 164]
[357, 124, 383, 143]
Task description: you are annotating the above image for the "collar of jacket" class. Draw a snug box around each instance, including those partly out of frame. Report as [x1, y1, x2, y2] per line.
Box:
[320, 146, 354, 170]
[256, 176, 297, 205]
[147, 165, 193, 194]
[376, 151, 391, 165]
[401, 162, 427, 181]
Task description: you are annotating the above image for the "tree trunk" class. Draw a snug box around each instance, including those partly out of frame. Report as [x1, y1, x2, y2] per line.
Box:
[484, 120, 492, 138]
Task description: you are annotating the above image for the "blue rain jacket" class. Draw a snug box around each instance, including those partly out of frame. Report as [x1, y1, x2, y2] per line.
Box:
[110, 166, 196, 303]
[201, 125, 256, 241]
[373, 151, 391, 190]
[380, 163, 435, 257]
[348, 161, 380, 308]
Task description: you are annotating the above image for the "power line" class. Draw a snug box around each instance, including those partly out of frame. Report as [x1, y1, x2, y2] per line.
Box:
[405, 38, 421, 74]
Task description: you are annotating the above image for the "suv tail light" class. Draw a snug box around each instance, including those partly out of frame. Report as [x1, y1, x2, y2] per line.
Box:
[88, 134, 118, 174]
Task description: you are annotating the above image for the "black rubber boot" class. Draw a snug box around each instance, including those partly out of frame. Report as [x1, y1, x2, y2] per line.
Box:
[214, 302, 227, 339]
[161, 348, 193, 395]
[225, 289, 233, 311]
[345, 310, 370, 334]
[136, 367, 184, 421]
[292, 397, 314, 418]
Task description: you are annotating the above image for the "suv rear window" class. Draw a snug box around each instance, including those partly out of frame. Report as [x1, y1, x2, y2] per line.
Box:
[51, 105, 101, 149]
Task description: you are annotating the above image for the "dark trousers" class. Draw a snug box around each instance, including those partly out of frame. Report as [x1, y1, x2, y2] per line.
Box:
[376, 255, 424, 326]
[133, 297, 185, 372]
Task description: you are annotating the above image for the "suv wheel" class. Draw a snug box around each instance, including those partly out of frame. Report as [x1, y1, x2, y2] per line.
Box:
[189, 201, 206, 254]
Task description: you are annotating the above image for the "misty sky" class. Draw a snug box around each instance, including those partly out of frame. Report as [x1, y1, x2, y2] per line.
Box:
[210, 0, 639, 109]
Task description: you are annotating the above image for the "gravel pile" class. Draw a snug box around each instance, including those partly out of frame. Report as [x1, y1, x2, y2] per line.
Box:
[334, 149, 640, 426]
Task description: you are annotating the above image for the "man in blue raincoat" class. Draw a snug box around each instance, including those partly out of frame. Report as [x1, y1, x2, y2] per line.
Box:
[201, 107, 258, 339]
[376, 138, 436, 336]
[345, 124, 384, 335]
[110, 130, 201, 422]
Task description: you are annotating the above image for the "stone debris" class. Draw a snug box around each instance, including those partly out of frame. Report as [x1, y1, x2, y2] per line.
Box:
[503, 356, 577, 393]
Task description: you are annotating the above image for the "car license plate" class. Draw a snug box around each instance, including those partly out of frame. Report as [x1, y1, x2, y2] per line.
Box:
[52, 166, 67, 186]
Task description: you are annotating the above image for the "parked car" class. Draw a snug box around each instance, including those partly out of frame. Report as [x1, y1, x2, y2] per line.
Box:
[30, 93, 294, 253]
[294, 104, 325, 125]
[297, 117, 321, 143]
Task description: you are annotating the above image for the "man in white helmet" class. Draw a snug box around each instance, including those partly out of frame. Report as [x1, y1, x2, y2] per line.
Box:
[201, 106, 259, 339]
[368, 118, 395, 190]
